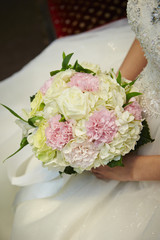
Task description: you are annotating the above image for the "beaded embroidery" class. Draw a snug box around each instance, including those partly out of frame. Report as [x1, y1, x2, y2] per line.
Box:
[151, 0, 160, 23]
[127, 0, 160, 118]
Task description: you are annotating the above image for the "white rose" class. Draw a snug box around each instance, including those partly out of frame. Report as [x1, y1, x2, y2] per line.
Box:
[54, 69, 75, 82]
[56, 87, 89, 120]
[44, 78, 67, 104]
[80, 62, 102, 74]
[44, 70, 75, 104]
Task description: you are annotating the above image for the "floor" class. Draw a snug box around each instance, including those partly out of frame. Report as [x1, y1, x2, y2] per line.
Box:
[0, 0, 55, 81]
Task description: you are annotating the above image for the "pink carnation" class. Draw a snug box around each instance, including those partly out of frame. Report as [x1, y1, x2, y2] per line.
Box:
[45, 115, 73, 150]
[40, 77, 54, 95]
[68, 72, 99, 92]
[124, 99, 142, 120]
[86, 109, 118, 145]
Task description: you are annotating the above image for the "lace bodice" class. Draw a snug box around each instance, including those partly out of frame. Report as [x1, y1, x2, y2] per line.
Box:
[127, 0, 160, 117]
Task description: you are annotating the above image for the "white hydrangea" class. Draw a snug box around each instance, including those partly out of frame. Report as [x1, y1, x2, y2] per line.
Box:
[98, 73, 126, 108]
[43, 101, 59, 120]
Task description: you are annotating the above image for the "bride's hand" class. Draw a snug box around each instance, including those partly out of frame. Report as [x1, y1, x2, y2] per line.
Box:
[92, 153, 136, 181]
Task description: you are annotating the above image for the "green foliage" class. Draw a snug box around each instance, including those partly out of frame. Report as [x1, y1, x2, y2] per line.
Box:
[50, 70, 61, 76]
[135, 120, 154, 150]
[50, 52, 96, 76]
[39, 102, 45, 111]
[126, 92, 142, 102]
[59, 114, 66, 122]
[107, 156, 124, 168]
[59, 166, 77, 175]
[0, 103, 28, 123]
[116, 71, 122, 85]
[3, 137, 28, 162]
[28, 116, 44, 127]
[116, 73, 138, 89]
[62, 52, 74, 69]
[72, 60, 95, 74]
[123, 101, 133, 108]
[30, 94, 36, 102]
[128, 79, 137, 86]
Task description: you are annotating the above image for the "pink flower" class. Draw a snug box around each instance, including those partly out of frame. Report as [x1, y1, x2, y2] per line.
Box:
[63, 140, 99, 169]
[124, 98, 142, 120]
[86, 109, 118, 145]
[40, 77, 54, 95]
[68, 72, 99, 92]
[45, 115, 73, 150]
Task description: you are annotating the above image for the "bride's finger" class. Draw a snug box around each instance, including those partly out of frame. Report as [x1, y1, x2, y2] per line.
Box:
[91, 168, 99, 173]
[94, 173, 103, 178]
[94, 173, 109, 180]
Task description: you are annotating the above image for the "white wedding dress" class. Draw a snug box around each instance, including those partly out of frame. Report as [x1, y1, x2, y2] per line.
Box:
[0, 0, 160, 239]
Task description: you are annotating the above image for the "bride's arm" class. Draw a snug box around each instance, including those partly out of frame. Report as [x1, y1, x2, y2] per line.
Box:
[118, 38, 147, 80]
[131, 155, 160, 181]
[92, 154, 160, 181]
[92, 38, 159, 182]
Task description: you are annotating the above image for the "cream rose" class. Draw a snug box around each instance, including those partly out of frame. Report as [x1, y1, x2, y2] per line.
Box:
[81, 62, 102, 74]
[56, 87, 89, 120]
[44, 78, 67, 104]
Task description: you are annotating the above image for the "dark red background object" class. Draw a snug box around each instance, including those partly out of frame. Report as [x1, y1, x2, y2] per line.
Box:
[48, 0, 127, 38]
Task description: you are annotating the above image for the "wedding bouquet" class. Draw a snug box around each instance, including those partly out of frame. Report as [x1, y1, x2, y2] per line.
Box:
[1, 53, 153, 174]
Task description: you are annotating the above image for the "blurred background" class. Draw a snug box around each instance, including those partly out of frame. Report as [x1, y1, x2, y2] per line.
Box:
[0, 0, 127, 82]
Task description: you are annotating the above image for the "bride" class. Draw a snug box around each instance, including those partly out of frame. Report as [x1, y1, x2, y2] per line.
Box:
[0, 0, 160, 239]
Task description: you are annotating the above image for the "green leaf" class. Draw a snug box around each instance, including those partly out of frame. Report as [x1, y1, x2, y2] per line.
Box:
[116, 71, 122, 86]
[121, 79, 137, 88]
[50, 70, 61, 76]
[20, 136, 29, 148]
[107, 73, 114, 79]
[62, 53, 74, 69]
[73, 60, 78, 69]
[39, 102, 45, 111]
[59, 114, 66, 122]
[135, 120, 154, 150]
[121, 82, 128, 88]
[62, 52, 66, 60]
[126, 92, 142, 102]
[128, 79, 137, 86]
[3, 137, 28, 162]
[30, 94, 36, 102]
[28, 116, 44, 127]
[107, 156, 124, 168]
[0, 103, 28, 123]
[72, 61, 95, 74]
[123, 101, 133, 108]
[59, 166, 77, 175]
